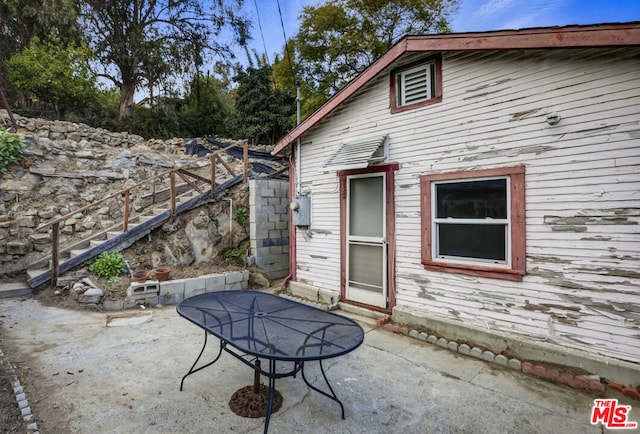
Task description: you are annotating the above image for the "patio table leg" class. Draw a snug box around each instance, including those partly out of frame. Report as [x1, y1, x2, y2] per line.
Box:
[263, 359, 277, 433]
[180, 331, 223, 391]
[301, 360, 345, 419]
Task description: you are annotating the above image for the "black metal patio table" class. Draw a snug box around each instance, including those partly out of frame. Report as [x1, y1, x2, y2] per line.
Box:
[176, 290, 365, 433]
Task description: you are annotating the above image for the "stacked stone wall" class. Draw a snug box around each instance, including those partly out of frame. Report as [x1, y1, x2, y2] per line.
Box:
[0, 113, 247, 277]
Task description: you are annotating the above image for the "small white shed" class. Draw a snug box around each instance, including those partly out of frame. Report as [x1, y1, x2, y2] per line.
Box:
[273, 23, 640, 384]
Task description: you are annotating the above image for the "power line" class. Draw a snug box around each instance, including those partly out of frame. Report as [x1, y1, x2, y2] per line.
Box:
[276, 0, 296, 83]
[252, 0, 270, 65]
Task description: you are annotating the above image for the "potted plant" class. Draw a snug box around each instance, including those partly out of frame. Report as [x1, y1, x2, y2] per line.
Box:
[154, 267, 170, 281]
[130, 270, 150, 282]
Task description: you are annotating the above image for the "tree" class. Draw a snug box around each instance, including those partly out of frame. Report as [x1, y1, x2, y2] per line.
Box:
[0, 0, 79, 98]
[271, 43, 325, 122]
[8, 34, 100, 117]
[180, 71, 234, 137]
[230, 62, 296, 146]
[277, 0, 459, 116]
[79, 0, 250, 120]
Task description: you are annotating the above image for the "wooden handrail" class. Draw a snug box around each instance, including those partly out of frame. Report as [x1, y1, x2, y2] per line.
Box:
[35, 146, 238, 232]
[33, 142, 245, 288]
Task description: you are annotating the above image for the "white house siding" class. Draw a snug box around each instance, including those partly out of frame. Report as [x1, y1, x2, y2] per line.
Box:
[295, 48, 640, 364]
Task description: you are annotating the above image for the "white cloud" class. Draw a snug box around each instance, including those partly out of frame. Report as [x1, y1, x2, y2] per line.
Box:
[477, 0, 517, 17]
[453, 0, 570, 31]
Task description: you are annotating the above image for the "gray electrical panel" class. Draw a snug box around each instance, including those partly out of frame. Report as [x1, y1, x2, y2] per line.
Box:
[292, 196, 311, 226]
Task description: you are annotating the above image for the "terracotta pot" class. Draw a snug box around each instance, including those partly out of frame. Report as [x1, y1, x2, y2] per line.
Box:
[130, 270, 150, 282]
[154, 267, 171, 281]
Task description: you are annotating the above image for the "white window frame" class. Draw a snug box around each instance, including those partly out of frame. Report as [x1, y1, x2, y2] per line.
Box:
[431, 176, 511, 268]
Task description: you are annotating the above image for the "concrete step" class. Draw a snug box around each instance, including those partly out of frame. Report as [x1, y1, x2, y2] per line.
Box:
[69, 249, 87, 258]
[26, 268, 49, 281]
[0, 281, 31, 299]
[107, 231, 122, 239]
[90, 239, 105, 248]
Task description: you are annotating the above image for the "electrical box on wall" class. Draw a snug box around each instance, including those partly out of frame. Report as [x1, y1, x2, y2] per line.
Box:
[291, 196, 310, 226]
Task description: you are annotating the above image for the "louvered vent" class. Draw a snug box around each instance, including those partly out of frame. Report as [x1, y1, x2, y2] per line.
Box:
[397, 63, 434, 106]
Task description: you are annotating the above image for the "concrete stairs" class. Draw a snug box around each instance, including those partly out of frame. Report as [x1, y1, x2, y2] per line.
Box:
[19, 174, 244, 292]
[0, 281, 32, 299]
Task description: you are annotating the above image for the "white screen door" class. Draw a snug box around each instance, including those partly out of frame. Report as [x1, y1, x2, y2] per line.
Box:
[346, 173, 387, 307]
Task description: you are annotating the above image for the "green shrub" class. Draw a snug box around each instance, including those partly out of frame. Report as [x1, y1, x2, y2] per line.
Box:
[234, 207, 248, 226]
[0, 128, 26, 173]
[220, 246, 246, 267]
[89, 251, 127, 283]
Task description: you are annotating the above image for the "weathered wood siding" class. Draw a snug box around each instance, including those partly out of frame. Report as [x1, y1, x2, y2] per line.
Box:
[295, 48, 640, 364]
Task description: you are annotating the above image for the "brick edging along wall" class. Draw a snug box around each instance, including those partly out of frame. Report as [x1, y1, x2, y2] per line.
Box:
[377, 317, 640, 401]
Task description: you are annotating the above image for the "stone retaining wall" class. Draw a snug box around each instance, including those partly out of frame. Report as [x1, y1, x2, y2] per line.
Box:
[0, 113, 248, 276]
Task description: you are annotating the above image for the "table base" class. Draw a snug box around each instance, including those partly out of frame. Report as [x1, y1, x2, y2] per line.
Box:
[229, 384, 283, 418]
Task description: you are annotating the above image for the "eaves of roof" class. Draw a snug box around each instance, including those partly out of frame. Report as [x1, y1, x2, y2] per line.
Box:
[272, 21, 640, 155]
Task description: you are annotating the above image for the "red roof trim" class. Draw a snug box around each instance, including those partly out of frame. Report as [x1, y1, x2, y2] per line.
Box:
[272, 22, 640, 155]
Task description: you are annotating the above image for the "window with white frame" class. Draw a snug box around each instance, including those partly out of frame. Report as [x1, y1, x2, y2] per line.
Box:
[434, 177, 509, 263]
[420, 166, 526, 281]
[390, 55, 442, 113]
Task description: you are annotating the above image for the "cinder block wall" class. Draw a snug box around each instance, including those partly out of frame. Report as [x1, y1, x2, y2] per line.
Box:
[125, 270, 250, 308]
[249, 179, 290, 279]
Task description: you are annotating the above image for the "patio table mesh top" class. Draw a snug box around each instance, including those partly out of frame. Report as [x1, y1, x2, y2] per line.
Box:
[177, 290, 365, 361]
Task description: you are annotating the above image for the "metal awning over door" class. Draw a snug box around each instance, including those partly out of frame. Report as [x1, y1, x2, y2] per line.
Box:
[322, 135, 388, 171]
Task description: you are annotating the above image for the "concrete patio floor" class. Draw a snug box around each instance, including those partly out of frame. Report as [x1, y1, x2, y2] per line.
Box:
[0, 295, 635, 433]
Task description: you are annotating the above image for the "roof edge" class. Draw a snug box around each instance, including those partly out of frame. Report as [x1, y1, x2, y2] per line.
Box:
[272, 21, 640, 155]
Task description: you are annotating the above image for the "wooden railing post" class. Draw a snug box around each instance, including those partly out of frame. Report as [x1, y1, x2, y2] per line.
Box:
[170, 170, 176, 219]
[51, 222, 60, 288]
[0, 87, 19, 132]
[31, 152, 235, 287]
[243, 139, 248, 183]
[210, 154, 216, 195]
[122, 190, 130, 232]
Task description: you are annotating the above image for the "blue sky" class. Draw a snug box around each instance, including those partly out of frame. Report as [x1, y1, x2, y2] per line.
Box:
[240, 0, 640, 63]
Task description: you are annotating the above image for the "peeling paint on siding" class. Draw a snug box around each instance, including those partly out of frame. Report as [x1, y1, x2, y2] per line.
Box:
[528, 255, 572, 264]
[462, 145, 554, 161]
[418, 291, 435, 300]
[510, 108, 540, 121]
[466, 78, 512, 93]
[544, 209, 639, 227]
[559, 294, 640, 319]
[543, 277, 599, 291]
[524, 302, 582, 313]
[311, 229, 333, 235]
[590, 268, 640, 279]
[550, 226, 588, 232]
[580, 236, 612, 241]
[310, 254, 328, 260]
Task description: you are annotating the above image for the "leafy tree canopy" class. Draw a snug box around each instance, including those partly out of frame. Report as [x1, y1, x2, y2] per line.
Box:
[276, 0, 459, 117]
[8, 33, 101, 117]
[230, 59, 296, 146]
[0, 0, 79, 93]
[181, 72, 234, 137]
[80, 0, 251, 119]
